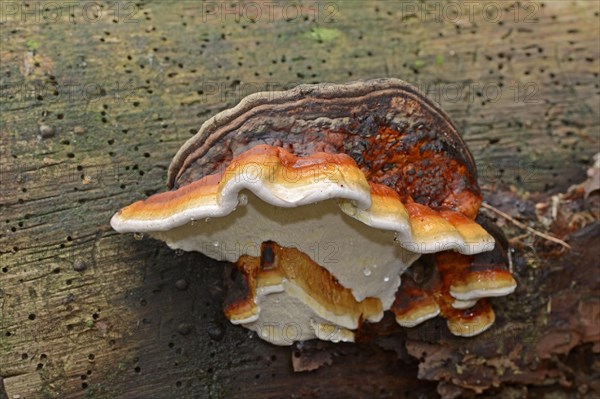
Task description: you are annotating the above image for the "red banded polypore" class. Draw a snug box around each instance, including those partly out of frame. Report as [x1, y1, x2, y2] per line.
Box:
[112, 145, 505, 344]
[111, 79, 516, 345]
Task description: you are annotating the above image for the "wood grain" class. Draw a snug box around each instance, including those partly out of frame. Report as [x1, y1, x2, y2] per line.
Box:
[1, 1, 598, 398]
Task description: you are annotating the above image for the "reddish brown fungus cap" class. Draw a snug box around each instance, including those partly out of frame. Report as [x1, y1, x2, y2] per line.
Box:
[168, 78, 481, 218]
[390, 216, 515, 336]
[110, 79, 516, 343]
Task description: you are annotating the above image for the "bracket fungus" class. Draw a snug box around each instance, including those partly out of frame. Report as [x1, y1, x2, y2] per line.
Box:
[111, 78, 516, 345]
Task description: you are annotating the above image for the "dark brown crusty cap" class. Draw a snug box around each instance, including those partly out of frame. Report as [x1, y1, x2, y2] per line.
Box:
[168, 78, 481, 218]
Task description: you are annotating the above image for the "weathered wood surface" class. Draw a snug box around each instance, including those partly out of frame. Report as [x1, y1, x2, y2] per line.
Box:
[1, 1, 599, 398]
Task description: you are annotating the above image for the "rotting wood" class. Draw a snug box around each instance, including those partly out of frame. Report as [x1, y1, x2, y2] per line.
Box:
[481, 202, 571, 249]
[1, 1, 599, 398]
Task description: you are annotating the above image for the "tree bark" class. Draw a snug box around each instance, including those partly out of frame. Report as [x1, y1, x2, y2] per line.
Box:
[1, 1, 599, 398]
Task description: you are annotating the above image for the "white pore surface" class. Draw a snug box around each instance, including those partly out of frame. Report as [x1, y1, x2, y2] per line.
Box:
[395, 307, 441, 328]
[151, 191, 420, 308]
[450, 284, 517, 301]
[241, 280, 357, 346]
